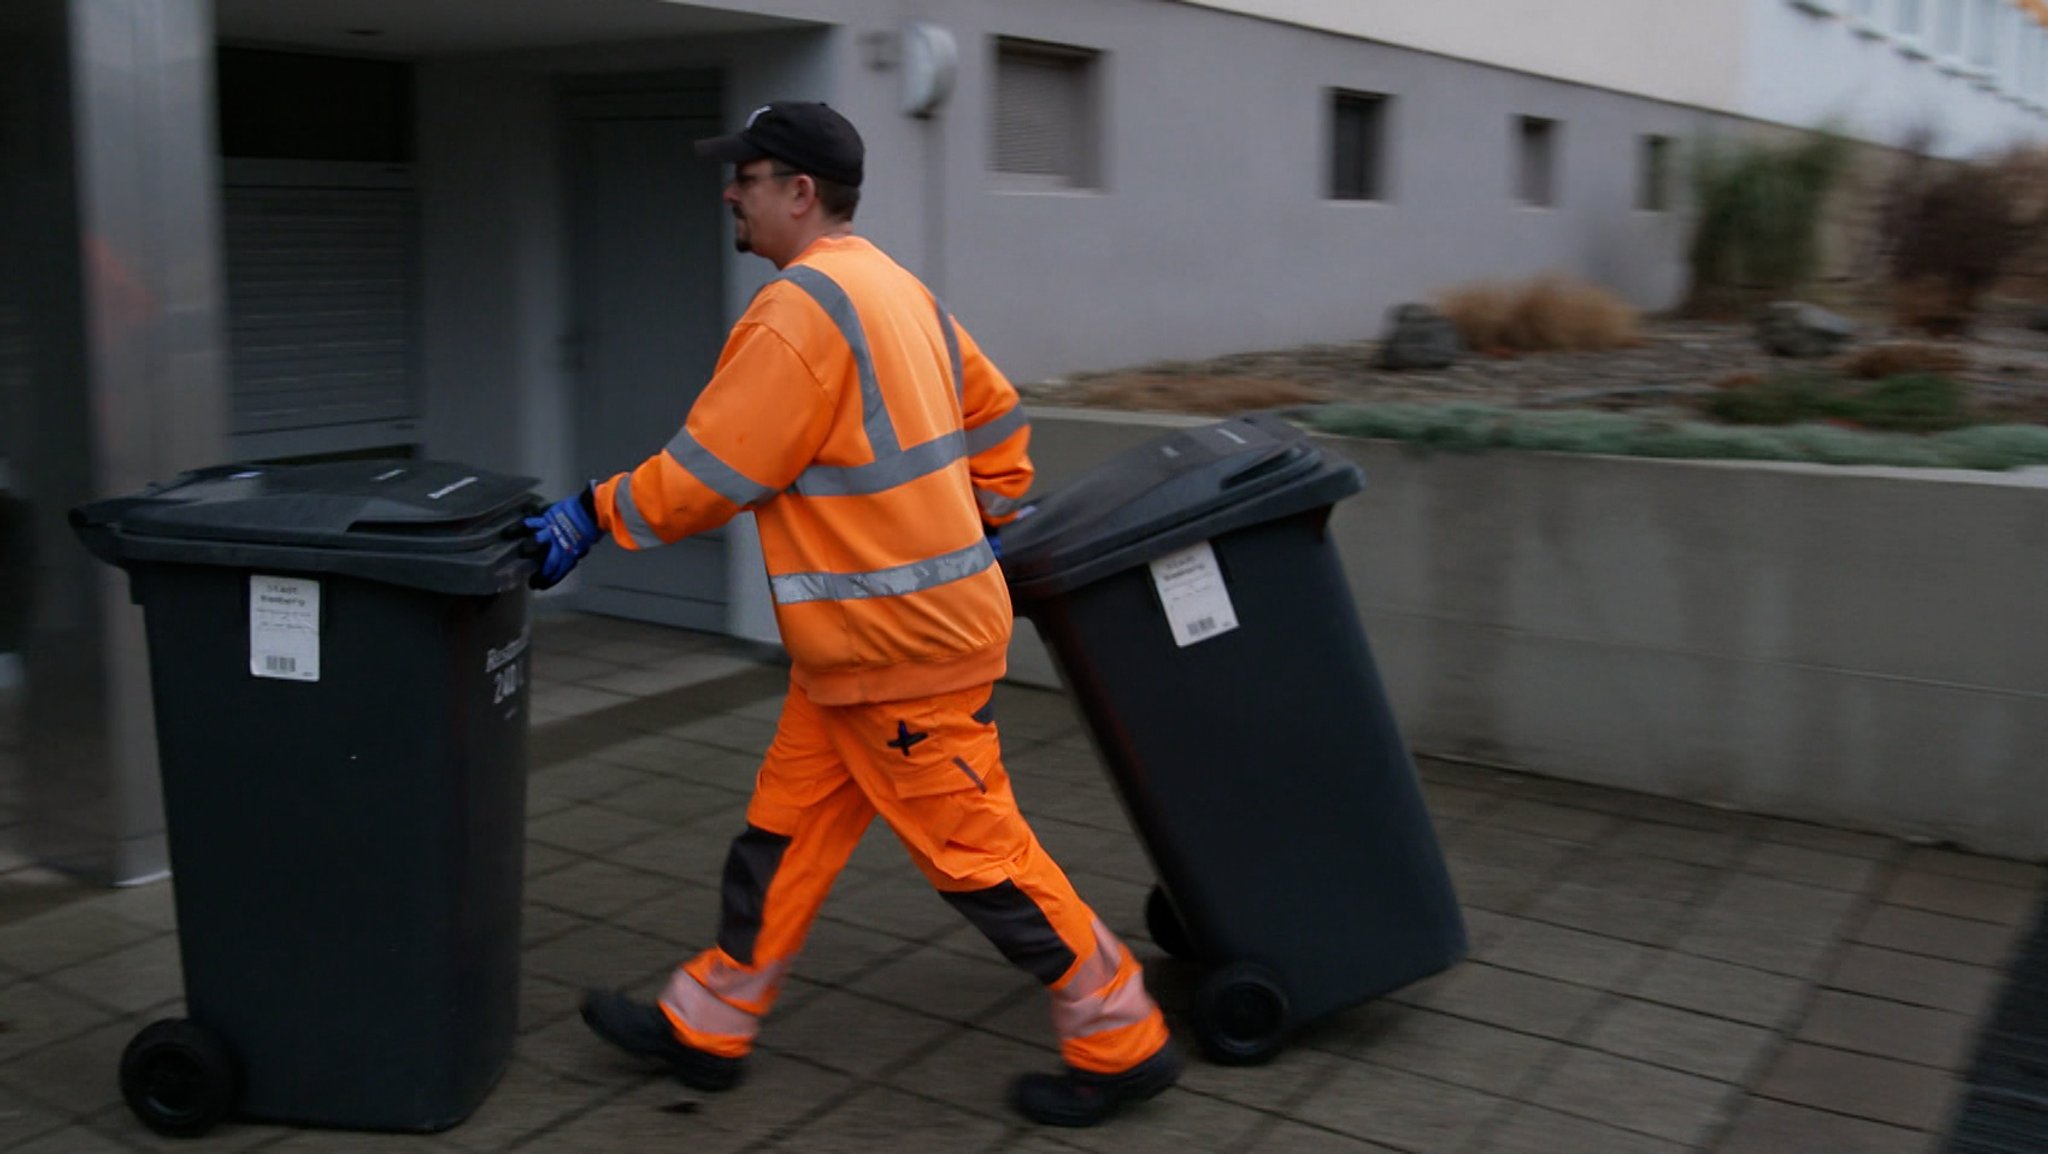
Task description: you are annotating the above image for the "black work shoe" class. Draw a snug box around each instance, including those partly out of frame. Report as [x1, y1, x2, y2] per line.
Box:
[580, 989, 744, 1092]
[1011, 1044, 1184, 1127]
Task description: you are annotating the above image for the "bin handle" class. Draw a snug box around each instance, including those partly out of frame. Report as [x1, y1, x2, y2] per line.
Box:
[1219, 443, 1310, 490]
[69, 495, 154, 531]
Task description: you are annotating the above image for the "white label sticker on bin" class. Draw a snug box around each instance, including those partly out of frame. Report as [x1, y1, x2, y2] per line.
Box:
[1148, 541, 1239, 648]
[250, 575, 320, 682]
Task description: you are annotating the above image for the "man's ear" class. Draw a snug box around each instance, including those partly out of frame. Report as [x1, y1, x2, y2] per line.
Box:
[790, 173, 818, 216]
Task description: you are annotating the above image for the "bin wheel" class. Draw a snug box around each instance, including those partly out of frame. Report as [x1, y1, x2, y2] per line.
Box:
[1145, 885, 1197, 961]
[120, 1019, 239, 1138]
[1192, 963, 1291, 1067]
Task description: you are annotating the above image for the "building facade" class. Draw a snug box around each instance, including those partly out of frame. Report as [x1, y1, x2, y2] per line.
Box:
[4, 0, 2046, 881]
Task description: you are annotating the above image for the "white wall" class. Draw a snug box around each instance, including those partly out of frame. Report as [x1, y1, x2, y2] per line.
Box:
[866, 0, 1708, 383]
[1181, 0, 2048, 153]
[1176, 0, 1747, 112]
[1742, 0, 2048, 156]
[406, 5, 1729, 426]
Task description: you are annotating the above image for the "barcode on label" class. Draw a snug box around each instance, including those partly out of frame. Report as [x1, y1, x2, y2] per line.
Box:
[1150, 541, 1239, 649]
[264, 655, 297, 674]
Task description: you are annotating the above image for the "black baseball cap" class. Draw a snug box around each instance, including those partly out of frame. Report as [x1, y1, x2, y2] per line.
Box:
[695, 101, 864, 188]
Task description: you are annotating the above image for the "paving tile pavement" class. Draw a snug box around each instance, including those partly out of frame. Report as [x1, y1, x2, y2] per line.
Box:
[0, 614, 2039, 1153]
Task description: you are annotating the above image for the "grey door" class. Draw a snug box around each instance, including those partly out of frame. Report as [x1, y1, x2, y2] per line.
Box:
[567, 79, 728, 631]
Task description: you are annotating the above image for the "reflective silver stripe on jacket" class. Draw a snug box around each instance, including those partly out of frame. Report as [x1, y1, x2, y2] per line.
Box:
[665, 427, 778, 508]
[778, 265, 900, 458]
[933, 297, 1028, 460]
[771, 267, 1028, 513]
[964, 406, 1028, 455]
[769, 538, 996, 605]
[613, 474, 663, 548]
[975, 488, 1026, 519]
[794, 430, 967, 498]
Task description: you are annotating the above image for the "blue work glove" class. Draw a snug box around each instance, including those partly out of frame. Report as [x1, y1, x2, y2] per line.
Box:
[986, 504, 1035, 564]
[524, 486, 600, 590]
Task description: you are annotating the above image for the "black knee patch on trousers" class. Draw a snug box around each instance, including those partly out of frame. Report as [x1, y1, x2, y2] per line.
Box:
[716, 824, 792, 966]
[943, 881, 1078, 985]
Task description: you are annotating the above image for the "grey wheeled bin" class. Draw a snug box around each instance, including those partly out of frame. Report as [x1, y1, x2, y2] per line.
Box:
[998, 413, 1465, 1065]
[71, 460, 539, 1138]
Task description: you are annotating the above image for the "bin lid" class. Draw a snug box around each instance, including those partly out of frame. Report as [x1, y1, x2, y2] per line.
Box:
[998, 413, 1362, 601]
[71, 460, 541, 596]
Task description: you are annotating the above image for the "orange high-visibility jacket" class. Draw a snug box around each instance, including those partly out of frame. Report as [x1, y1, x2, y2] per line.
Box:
[590, 235, 1033, 705]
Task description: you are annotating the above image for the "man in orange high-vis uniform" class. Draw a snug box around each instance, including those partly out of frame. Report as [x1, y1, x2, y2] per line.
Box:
[523, 101, 1178, 1128]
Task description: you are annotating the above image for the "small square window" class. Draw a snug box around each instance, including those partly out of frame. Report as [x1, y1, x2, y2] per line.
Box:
[1328, 90, 1389, 201]
[991, 37, 1102, 188]
[1515, 115, 1558, 207]
[1638, 135, 1673, 212]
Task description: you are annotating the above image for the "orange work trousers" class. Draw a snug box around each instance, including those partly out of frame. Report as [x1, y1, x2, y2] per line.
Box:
[657, 678, 1170, 1075]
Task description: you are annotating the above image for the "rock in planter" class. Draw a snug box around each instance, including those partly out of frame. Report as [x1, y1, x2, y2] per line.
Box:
[1756, 301, 1856, 358]
[1377, 303, 1463, 370]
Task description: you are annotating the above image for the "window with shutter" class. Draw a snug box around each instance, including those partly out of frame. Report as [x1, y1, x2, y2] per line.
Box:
[992, 38, 1101, 188]
[223, 174, 418, 441]
[216, 49, 420, 458]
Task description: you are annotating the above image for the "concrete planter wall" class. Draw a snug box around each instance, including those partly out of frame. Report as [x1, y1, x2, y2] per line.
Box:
[1009, 408, 2048, 860]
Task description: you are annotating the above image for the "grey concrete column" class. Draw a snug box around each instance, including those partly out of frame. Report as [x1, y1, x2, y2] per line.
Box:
[0, 0, 229, 884]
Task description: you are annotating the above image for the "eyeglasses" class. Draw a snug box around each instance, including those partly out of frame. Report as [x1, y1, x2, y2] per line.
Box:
[731, 166, 799, 188]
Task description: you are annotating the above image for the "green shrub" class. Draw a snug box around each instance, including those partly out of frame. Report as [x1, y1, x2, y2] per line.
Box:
[1770, 423, 1949, 467]
[1699, 374, 1846, 426]
[1852, 374, 1971, 432]
[1506, 411, 1648, 455]
[1699, 372, 1971, 432]
[1685, 131, 1853, 313]
[1932, 424, 2048, 471]
[1626, 422, 1798, 462]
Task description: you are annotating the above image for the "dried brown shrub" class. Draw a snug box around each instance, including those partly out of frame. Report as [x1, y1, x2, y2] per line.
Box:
[1881, 144, 2048, 335]
[1435, 283, 1517, 351]
[1890, 277, 1976, 338]
[1437, 276, 1641, 353]
[1062, 374, 1330, 415]
[1708, 371, 1765, 392]
[1838, 341, 1969, 380]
